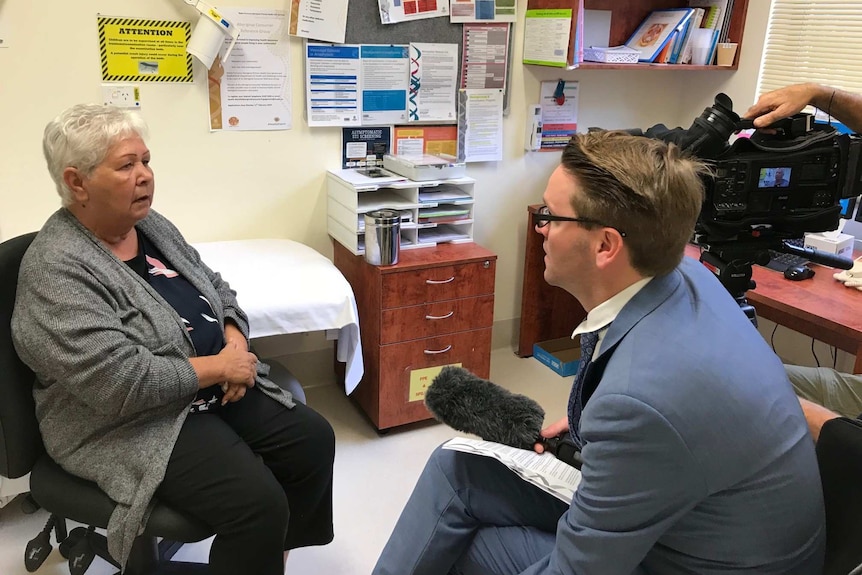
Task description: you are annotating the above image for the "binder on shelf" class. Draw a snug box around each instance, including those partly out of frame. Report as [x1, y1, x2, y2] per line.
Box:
[524, 0, 586, 69]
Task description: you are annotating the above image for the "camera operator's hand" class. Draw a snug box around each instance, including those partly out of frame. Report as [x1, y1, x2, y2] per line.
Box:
[744, 83, 821, 128]
[745, 83, 862, 134]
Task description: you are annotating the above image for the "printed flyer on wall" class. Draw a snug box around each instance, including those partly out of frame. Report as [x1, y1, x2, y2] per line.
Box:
[457, 88, 503, 162]
[288, 0, 348, 43]
[97, 16, 192, 82]
[393, 125, 458, 157]
[539, 80, 578, 149]
[462, 23, 510, 90]
[306, 43, 361, 127]
[360, 45, 409, 125]
[208, 8, 291, 132]
[342, 127, 391, 168]
[408, 43, 458, 123]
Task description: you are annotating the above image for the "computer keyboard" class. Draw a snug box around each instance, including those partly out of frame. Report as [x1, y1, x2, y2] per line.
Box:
[762, 238, 808, 273]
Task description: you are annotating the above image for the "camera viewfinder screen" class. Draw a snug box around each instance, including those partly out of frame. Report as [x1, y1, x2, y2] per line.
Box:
[758, 167, 792, 188]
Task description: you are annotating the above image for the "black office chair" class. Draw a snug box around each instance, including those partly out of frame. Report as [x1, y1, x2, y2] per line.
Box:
[817, 416, 862, 575]
[0, 231, 307, 574]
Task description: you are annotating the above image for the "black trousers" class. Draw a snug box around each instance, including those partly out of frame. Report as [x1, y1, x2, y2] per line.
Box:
[155, 386, 335, 575]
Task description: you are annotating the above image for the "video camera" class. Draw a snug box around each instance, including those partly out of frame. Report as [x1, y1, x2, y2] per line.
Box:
[623, 93, 859, 321]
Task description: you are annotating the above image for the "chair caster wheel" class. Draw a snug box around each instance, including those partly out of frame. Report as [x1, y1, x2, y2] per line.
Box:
[59, 527, 88, 559]
[20, 495, 40, 515]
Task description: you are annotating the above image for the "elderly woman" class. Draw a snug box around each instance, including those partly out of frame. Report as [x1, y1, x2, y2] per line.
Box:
[11, 104, 335, 575]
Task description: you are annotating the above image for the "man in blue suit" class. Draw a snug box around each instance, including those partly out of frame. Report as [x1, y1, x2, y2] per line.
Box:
[372, 131, 825, 575]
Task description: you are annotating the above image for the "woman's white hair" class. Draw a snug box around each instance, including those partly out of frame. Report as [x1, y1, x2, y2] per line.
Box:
[43, 104, 149, 207]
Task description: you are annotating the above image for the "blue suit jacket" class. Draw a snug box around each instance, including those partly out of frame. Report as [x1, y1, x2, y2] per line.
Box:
[527, 257, 825, 574]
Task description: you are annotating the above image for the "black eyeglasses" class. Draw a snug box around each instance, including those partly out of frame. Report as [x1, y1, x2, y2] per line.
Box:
[535, 205, 627, 237]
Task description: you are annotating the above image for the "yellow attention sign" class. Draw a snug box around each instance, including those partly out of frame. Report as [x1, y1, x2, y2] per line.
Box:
[409, 363, 462, 403]
[98, 17, 193, 82]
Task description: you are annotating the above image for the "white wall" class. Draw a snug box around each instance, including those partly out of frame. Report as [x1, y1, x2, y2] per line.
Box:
[0, 0, 774, 346]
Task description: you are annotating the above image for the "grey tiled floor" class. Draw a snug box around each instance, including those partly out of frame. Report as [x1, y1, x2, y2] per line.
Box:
[0, 348, 571, 575]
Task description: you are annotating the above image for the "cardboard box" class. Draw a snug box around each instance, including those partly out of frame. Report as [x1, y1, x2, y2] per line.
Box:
[804, 231, 855, 260]
[533, 337, 581, 377]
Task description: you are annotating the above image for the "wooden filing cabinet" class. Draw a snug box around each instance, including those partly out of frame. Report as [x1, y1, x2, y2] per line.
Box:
[332, 240, 497, 430]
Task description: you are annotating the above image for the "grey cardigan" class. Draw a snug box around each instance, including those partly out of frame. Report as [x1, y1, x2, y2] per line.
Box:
[11, 208, 294, 567]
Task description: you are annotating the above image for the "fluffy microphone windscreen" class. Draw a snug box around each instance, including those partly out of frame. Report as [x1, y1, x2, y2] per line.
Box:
[424, 366, 546, 450]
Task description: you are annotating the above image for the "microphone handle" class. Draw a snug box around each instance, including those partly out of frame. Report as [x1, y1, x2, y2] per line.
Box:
[541, 435, 583, 470]
[782, 242, 854, 270]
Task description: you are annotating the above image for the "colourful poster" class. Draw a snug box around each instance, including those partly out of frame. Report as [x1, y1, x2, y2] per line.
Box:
[394, 125, 458, 157]
[539, 80, 578, 149]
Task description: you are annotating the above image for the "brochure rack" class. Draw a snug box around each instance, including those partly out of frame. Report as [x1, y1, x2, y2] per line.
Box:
[327, 169, 476, 255]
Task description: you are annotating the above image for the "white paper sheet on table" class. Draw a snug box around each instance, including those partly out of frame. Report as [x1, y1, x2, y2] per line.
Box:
[192, 239, 363, 394]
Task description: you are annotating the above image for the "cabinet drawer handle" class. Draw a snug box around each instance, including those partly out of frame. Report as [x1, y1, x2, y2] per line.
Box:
[426, 311, 454, 320]
[426, 276, 455, 285]
[424, 345, 452, 355]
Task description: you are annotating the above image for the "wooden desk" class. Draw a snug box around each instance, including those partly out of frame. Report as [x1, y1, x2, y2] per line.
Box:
[517, 205, 586, 356]
[518, 204, 862, 373]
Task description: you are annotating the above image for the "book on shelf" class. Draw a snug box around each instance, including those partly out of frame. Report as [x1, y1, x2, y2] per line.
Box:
[653, 37, 673, 64]
[719, 0, 735, 43]
[666, 27, 684, 63]
[624, 8, 694, 63]
[570, 0, 585, 66]
[677, 8, 705, 64]
[688, 0, 734, 64]
[656, 15, 693, 65]
[690, 0, 736, 41]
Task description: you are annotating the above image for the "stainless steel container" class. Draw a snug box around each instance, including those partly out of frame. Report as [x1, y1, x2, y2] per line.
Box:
[364, 209, 400, 266]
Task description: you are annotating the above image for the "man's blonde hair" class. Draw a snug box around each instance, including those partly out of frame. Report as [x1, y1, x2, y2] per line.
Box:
[561, 131, 709, 277]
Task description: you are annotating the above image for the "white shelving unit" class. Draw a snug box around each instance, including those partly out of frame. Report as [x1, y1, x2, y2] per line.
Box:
[327, 169, 475, 255]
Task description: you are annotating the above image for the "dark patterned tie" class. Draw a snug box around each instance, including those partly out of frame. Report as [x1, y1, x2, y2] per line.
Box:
[568, 330, 599, 448]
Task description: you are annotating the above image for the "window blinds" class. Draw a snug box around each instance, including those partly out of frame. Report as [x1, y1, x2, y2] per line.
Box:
[758, 0, 862, 99]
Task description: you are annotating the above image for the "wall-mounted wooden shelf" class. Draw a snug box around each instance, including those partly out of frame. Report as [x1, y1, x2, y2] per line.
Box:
[570, 62, 737, 71]
[525, 0, 749, 70]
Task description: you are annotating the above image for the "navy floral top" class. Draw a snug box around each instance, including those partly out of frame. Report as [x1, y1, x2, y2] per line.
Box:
[125, 229, 224, 413]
